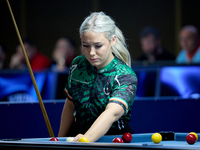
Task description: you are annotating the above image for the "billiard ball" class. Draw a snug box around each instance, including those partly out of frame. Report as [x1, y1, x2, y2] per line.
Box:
[66, 137, 74, 142]
[112, 137, 124, 143]
[189, 132, 198, 141]
[78, 137, 90, 142]
[186, 134, 196, 145]
[122, 133, 132, 143]
[49, 137, 59, 141]
[151, 133, 162, 144]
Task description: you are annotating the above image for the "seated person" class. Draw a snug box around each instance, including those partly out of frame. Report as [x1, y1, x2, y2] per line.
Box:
[9, 38, 51, 71]
[0, 43, 7, 69]
[51, 37, 77, 71]
[137, 26, 175, 63]
[176, 25, 200, 64]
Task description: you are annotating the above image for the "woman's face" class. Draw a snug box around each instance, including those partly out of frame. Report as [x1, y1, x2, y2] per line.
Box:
[81, 31, 116, 70]
[53, 38, 71, 60]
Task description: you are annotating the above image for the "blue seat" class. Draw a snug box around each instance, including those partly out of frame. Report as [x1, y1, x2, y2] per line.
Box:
[160, 66, 200, 98]
[0, 70, 56, 101]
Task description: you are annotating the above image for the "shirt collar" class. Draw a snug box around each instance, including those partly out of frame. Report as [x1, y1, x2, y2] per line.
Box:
[98, 57, 118, 74]
[186, 43, 200, 60]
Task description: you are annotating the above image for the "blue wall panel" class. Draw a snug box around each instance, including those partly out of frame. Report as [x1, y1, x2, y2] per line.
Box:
[0, 98, 200, 139]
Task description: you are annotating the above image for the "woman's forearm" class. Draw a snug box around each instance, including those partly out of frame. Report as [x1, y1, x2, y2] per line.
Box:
[84, 103, 124, 142]
[58, 99, 74, 137]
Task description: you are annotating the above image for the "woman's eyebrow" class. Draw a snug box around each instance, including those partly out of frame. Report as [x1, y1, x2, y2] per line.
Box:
[82, 42, 88, 44]
[94, 42, 102, 44]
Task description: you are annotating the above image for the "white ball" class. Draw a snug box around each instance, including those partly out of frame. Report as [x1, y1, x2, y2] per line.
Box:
[66, 137, 74, 142]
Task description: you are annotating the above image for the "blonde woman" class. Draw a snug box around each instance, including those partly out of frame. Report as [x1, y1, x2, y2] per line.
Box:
[58, 12, 137, 142]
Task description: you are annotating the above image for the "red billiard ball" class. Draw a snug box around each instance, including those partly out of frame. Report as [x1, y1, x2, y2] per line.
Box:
[186, 134, 196, 145]
[49, 137, 59, 141]
[112, 137, 124, 143]
[122, 133, 132, 143]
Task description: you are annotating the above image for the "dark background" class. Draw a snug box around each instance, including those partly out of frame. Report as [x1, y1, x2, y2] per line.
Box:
[1, 0, 200, 65]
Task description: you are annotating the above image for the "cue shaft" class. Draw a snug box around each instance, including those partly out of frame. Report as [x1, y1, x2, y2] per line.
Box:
[6, 0, 55, 137]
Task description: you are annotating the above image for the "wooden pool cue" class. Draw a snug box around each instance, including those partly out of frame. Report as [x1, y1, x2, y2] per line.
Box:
[6, 0, 55, 137]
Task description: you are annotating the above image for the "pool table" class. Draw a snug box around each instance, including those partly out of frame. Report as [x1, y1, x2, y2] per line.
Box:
[0, 133, 200, 150]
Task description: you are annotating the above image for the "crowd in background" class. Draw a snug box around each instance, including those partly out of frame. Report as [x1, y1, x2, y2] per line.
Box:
[0, 37, 77, 71]
[137, 25, 200, 64]
[0, 25, 200, 71]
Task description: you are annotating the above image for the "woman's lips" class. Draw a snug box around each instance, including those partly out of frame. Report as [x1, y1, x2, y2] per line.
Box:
[91, 58, 98, 61]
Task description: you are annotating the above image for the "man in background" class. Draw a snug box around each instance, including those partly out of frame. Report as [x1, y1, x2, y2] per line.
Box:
[137, 26, 175, 63]
[176, 25, 200, 64]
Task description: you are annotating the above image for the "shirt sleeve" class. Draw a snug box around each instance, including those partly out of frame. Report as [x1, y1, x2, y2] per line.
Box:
[64, 73, 73, 101]
[109, 74, 137, 115]
[63, 55, 83, 101]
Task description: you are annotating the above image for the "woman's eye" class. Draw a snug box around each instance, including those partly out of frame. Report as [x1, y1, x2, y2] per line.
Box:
[83, 45, 89, 48]
[95, 45, 102, 49]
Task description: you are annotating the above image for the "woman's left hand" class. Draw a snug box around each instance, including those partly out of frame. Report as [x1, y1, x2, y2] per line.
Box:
[73, 134, 83, 142]
[73, 134, 92, 142]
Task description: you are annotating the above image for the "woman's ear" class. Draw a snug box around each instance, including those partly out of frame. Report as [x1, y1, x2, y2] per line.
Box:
[111, 35, 116, 46]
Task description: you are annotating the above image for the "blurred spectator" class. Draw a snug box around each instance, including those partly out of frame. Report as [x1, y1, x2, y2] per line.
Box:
[51, 37, 77, 71]
[137, 26, 175, 63]
[9, 38, 51, 71]
[176, 25, 200, 64]
[0, 44, 7, 69]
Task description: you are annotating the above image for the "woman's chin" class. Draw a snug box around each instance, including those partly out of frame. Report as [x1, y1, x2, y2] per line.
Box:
[90, 61, 99, 66]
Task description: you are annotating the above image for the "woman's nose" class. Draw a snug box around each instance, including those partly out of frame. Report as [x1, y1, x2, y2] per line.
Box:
[90, 47, 96, 56]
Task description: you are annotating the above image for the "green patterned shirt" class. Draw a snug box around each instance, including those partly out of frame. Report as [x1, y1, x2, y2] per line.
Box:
[64, 55, 137, 131]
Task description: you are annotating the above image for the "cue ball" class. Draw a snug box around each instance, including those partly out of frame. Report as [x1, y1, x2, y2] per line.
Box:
[49, 137, 59, 141]
[151, 133, 162, 144]
[186, 134, 196, 145]
[66, 137, 74, 142]
[189, 132, 198, 141]
[78, 137, 90, 142]
[112, 137, 124, 143]
[122, 133, 132, 143]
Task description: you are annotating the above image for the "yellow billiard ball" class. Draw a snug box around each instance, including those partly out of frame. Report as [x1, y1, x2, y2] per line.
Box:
[189, 132, 198, 141]
[151, 133, 162, 144]
[78, 137, 90, 142]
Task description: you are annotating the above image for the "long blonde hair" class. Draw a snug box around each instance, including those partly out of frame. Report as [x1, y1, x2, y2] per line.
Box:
[79, 12, 131, 67]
